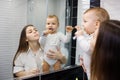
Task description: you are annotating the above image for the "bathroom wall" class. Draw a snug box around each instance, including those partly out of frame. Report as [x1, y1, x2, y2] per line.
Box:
[101, 0, 120, 20]
[0, 0, 27, 79]
[27, 0, 47, 33]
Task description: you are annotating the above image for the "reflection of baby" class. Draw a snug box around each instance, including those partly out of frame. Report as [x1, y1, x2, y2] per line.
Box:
[40, 15, 73, 73]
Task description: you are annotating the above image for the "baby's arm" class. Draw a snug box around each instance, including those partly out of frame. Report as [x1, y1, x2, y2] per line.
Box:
[59, 32, 71, 43]
[58, 26, 73, 43]
[74, 26, 90, 52]
[39, 33, 47, 48]
[77, 36, 90, 52]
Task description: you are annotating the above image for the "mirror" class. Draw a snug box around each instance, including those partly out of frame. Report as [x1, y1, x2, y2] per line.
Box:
[0, 0, 72, 80]
[27, 0, 71, 67]
[0, 0, 91, 79]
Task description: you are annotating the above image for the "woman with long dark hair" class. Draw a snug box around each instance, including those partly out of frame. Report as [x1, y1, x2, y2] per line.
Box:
[13, 24, 67, 78]
[91, 20, 120, 80]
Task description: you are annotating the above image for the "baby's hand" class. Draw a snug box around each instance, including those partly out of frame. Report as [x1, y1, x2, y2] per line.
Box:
[43, 29, 51, 36]
[66, 26, 73, 32]
[74, 26, 84, 37]
[75, 26, 81, 31]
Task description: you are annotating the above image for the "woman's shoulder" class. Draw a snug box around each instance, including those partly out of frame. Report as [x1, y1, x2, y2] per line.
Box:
[16, 52, 28, 59]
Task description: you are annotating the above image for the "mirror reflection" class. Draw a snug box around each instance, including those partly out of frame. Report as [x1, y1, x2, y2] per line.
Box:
[0, 0, 90, 80]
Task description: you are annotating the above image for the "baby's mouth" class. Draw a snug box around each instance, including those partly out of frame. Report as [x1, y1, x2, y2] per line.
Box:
[49, 28, 53, 31]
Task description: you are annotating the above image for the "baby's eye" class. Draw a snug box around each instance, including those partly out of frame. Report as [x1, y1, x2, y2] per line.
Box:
[52, 23, 56, 25]
[84, 20, 87, 23]
[47, 23, 50, 25]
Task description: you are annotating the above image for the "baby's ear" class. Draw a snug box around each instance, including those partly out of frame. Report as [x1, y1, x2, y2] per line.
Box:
[95, 20, 100, 29]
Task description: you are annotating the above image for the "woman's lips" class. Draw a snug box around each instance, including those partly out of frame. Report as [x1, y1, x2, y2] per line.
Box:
[34, 34, 39, 37]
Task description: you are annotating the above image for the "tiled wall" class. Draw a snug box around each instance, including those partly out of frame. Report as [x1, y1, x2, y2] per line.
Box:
[101, 0, 120, 20]
[0, 0, 27, 79]
[90, 0, 100, 7]
[70, 0, 78, 65]
[65, 0, 78, 65]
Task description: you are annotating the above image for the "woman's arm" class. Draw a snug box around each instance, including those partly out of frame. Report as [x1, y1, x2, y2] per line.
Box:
[46, 47, 67, 64]
[14, 68, 40, 77]
[15, 70, 28, 77]
[13, 54, 40, 78]
[57, 52, 67, 64]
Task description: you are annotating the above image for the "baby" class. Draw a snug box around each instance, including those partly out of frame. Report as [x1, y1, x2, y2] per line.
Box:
[74, 7, 110, 80]
[40, 15, 73, 73]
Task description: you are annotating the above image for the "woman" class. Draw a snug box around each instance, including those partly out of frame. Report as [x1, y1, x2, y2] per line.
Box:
[13, 24, 67, 78]
[90, 20, 120, 80]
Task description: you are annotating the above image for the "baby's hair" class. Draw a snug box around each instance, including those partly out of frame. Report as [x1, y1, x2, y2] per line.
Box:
[47, 15, 59, 25]
[84, 7, 110, 22]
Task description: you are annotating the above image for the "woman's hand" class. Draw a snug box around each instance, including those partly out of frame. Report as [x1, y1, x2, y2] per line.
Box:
[46, 47, 67, 64]
[47, 47, 62, 60]
[15, 68, 40, 77]
[28, 68, 40, 74]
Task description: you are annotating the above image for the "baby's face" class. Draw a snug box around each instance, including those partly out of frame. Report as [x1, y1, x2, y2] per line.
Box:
[46, 17, 59, 34]
[82, 11, 99, 35]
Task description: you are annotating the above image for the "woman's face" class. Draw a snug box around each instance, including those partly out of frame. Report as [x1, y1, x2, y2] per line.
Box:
[26, 26, 40, 42]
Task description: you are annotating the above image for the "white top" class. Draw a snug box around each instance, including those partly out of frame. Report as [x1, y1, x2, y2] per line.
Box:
[77, 33, 93, 80]
[40, 32, 71, 65]
[13, 48, 43, 73]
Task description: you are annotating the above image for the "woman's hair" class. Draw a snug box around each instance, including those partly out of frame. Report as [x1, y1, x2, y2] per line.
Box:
[84, 7, 110, 22]
[47, 14, 59, 25]
[90, 20, 120, 80]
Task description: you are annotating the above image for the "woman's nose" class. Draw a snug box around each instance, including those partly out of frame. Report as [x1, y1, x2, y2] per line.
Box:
[33, 30, 37, 33]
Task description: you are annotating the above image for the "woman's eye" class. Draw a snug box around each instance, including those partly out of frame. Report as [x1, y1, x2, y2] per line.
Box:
[29, 31, 32, 33]
[35, 29, 38, 32]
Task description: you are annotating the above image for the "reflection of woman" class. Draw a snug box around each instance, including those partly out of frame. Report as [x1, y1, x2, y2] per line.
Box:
[90, 20, 120, 80]
[13, 25, 43, 77]
[13, 24, 67, 78]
